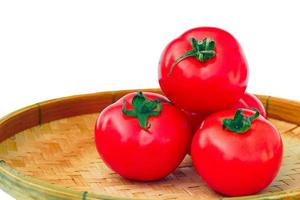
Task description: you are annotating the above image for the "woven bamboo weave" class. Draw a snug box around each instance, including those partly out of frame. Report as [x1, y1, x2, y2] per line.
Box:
[0, 89, 300, 200]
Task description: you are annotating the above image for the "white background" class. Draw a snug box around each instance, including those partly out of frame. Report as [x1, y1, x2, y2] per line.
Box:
[1, 0, 300, 199]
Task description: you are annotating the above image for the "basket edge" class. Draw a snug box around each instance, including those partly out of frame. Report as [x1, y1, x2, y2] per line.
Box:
[0, 160, 139, 200]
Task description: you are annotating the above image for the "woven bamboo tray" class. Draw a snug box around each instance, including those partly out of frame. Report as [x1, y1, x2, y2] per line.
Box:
[1, 88, 300, 200]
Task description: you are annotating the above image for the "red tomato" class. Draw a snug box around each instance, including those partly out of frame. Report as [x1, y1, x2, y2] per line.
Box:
[191, 109, 282, 196]
[95, 92, 192, 181]
[230, 92, 267, 118]
[158, 27, 248, 112]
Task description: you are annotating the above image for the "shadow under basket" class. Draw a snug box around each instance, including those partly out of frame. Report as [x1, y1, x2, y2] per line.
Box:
[1, 88, 300, 200]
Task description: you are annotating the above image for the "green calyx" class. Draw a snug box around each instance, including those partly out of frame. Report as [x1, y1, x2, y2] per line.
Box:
[222, 109, 260, 134]
[122, 92, 162, 129]
[168, 37, 216, 76]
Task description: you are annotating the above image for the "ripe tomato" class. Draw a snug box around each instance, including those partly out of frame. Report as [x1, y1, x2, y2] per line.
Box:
[95, 92, 192, 181]
[158, 27, 248, 112]
[191, 109, 282, 196]
[229, 92, 267, 118]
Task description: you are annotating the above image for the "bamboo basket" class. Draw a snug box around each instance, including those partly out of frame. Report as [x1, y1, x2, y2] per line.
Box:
[1, 88, 300, 200]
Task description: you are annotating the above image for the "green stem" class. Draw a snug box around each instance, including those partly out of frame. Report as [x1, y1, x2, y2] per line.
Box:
[168, 50, 195, 76]
[168, 37, 216, 77]
[222, 109, 260, 134]
[122, 92, 162, 129]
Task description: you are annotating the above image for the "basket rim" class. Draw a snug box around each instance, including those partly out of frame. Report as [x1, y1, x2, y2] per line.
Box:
[1, 88, 300, 200]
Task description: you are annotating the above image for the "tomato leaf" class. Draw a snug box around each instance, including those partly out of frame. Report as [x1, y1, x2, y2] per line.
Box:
[168, 37, 216, 76]
[222, 109, 260, 134]
[122, 92, 162, 129]
[132, 92, 146, 110]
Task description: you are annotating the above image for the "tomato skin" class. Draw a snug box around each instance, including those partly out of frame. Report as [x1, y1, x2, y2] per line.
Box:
[230, 92, 267, 118]
[191, 109, 282, 196]
[95, 92, 192, 181]
[159, 27, 248, 112]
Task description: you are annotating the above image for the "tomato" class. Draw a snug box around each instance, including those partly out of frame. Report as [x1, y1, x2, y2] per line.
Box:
[229, 92, 267, 118]
[95, 92, 192, 181]
[191, 109, 282, 196]
[158, 27, 248, 112]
